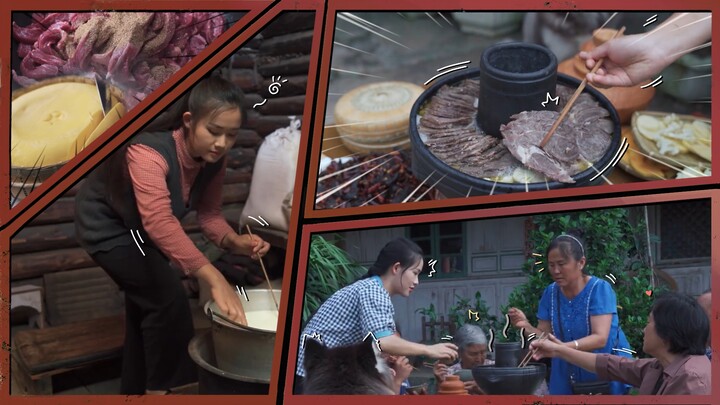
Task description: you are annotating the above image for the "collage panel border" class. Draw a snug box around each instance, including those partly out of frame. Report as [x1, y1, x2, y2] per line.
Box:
[286, 188, 719, 404]
[302, 0, 718, 219]
[0, 1, 326, 404]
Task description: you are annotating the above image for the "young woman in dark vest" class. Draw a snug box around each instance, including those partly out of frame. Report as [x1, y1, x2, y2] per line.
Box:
[75, 75, 270, 394]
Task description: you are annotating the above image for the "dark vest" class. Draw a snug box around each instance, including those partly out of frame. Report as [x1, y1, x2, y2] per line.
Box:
[75, 131, 224, 255]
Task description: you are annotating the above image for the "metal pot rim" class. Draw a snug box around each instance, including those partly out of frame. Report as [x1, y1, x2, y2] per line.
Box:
[203, 288, 281, 335]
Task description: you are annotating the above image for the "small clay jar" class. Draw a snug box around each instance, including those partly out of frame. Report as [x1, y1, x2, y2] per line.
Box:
[558, 28, 655, 124]
[437, 374, 469, 395]
[477, 42, 558, 137]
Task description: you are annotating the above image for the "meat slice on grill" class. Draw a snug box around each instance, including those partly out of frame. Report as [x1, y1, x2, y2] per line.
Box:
[577, 124, 613, 163]
[500, 111, 576, 183]
[501, 110, 579, 182]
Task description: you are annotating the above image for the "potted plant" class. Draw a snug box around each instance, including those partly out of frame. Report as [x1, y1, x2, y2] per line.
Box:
[303, 235, 367, 328]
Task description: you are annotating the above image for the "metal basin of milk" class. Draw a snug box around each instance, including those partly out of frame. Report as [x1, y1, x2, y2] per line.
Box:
[204, 289, 281, 381]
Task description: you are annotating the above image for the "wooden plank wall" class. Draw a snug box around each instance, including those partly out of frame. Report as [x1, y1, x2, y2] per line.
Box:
[11, 12, 314, 283]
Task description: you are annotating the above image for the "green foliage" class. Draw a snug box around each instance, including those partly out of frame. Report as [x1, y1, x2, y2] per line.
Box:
[303, 235, 368, 328]
[505, 208, 666, 358]
[415, 303, 442, 341]
[416, 291, 514, 344]
[447, 291, 514, 342]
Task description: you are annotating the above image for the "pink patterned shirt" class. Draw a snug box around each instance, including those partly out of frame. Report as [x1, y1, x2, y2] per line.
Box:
[126, 129, 234, 274]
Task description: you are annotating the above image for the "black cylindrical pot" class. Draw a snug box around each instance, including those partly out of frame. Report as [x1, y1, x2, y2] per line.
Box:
[477, 42, 558, 137]
[494, 342, 524, 367]
[409, 68, 622, 197]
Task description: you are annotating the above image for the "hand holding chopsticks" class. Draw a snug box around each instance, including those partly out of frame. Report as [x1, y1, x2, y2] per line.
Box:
[539, 26, 626, 149]
[518, 332, 547, 367]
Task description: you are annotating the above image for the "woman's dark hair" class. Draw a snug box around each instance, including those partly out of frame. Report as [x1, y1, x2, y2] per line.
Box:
[546, 229, 587, 271]
[143, 73, 246, 132]
[361, 237, 423, 280]
[651, 291, 709, 356]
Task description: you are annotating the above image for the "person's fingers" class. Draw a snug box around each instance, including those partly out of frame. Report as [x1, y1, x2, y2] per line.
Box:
[587, 43, 610, 60]
[217, 300, 230, 318]
[547, 334, 563, 344]
[586, 73, 613, 89]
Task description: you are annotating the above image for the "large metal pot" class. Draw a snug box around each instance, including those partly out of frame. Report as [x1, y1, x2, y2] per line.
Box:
[188, 330, 270, 394]
[204, 288, 281, 381]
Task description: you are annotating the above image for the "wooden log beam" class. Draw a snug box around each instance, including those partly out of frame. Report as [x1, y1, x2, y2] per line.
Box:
[254, 95, 306, 116]
[243, 111, 292, 137]
[225, 148, 257, 171]
[230, 69, 264, 93]
[12, 248, 95, 281]
[259, 31, 314, 57]
[260, 75, 308, 98]
[233, 129, 263, 148]
[229, 52, 257, 69]
[29, 198, 75, 226]
[12, 223, 79, 254]
[257, 55, 311, 77]
[262, 12, 315, 38]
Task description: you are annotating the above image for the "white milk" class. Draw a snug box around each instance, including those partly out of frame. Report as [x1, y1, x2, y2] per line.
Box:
[245, 310, 278, 331]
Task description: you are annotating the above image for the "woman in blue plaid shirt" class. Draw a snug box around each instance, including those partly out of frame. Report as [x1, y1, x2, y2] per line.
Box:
[295, 237, 458, 393]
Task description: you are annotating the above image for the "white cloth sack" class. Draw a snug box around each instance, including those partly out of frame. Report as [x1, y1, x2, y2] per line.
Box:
[240, 118, 301, 232]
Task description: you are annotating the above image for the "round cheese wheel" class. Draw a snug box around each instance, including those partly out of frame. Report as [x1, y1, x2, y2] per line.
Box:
[334, 81, 424, 146]
[12, 81, 104, 168]
[341, 133, 411, 154]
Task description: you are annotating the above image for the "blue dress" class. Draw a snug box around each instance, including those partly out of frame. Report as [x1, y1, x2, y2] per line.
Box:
[537, 276, 632, 395]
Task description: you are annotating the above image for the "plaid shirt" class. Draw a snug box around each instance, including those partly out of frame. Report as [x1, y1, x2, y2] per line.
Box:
[296, 276, 395, 377]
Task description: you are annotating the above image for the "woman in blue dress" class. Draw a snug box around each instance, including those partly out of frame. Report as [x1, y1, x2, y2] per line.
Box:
[509, 232, 632, 395]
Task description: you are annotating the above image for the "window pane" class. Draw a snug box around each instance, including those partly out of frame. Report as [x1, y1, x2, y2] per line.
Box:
[414, 239, 432, 255]
[439, 255, 464, 275]
[410, 224, 431, 238]
[660, 200, 711, 260]
[440, 237, 463, 254]
[439, 221, 462, 235]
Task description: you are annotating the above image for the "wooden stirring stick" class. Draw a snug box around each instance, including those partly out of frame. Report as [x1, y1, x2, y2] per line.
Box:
[518, 332, 547, 368]
[539, 26, 626, 149]
[245, 224, 280, 311]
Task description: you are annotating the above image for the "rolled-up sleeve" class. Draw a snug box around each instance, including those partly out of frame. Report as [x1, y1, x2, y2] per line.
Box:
[595, 354, 653, 387]
[127, 145, 211, 274]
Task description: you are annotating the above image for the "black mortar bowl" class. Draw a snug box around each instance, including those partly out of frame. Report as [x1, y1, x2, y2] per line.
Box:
[472, 362, 546, 395]
[409, 68, 622, 197]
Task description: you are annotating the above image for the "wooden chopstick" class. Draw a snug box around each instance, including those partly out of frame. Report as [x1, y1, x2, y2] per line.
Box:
[245, 225, 280, 312]
[539, 26, 626, 149]
[518, 332, 547, 368]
